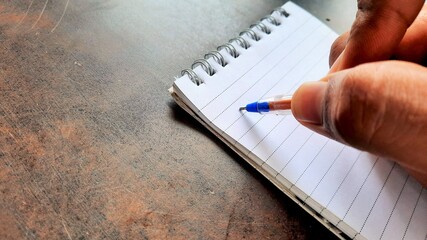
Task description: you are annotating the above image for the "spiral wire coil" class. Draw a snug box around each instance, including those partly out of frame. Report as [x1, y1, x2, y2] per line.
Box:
[181, 7, 290, 85]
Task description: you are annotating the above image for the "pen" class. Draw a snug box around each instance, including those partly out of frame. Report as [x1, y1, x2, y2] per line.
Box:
[239, 95, 292, 114]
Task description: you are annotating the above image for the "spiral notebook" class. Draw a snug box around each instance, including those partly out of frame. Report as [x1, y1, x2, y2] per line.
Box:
[170, 2, 427, 239]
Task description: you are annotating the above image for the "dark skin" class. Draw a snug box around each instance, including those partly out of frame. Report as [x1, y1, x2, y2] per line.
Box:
[291, 0, 427, 187]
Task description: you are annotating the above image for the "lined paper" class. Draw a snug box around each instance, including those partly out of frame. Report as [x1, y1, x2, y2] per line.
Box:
[173, 2, 427, 239]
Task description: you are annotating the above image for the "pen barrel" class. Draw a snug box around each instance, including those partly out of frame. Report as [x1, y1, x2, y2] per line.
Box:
[268, 99, 291, 111]
[262, 94, 292, 114]
[244, 95, 292, 114]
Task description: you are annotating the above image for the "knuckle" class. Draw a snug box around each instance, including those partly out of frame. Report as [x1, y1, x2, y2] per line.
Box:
[326, 64, 388, 149]
[325, 61, 427, 161]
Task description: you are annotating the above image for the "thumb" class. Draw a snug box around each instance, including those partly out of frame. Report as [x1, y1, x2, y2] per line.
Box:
[292, 61, 427, 186]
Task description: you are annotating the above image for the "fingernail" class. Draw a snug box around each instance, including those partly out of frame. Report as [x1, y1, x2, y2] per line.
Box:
[291, 81, 327, 125]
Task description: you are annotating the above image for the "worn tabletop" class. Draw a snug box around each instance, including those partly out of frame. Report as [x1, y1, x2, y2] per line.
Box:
[0, 0, 355, 239]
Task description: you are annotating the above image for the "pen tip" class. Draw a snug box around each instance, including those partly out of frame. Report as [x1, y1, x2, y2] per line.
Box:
[239, 106, 246, 111]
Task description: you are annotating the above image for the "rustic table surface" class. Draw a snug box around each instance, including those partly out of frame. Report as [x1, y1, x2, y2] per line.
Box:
[0, 0, 355, 239]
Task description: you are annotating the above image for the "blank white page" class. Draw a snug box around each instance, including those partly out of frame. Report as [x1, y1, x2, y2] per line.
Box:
[172, 2, 427, 239]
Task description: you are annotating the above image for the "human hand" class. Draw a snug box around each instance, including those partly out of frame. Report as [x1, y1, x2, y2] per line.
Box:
[330, 0, 426, 70]
[291, 1, 427, 186]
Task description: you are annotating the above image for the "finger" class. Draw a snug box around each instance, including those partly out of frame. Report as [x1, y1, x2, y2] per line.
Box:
[332, 6, 427, 65]
[331, 0, 424, 71]
[329, 32, 349, 67]
[395, 4, 427, 63]
[330, 4, 427, 69]
[292, 61, 427, 186]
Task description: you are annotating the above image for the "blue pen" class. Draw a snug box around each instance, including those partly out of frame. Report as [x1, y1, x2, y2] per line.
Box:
[239, 95, 292, 114]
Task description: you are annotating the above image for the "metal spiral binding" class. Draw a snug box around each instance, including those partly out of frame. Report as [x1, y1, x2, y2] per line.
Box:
[229, 37, 250, 49]
[217, 43, 239, 58]
[192, 59, 215, 76]
[272, 7, 290, 17]
[180, 7, 290, 86]
[204, 51, 226, 67]
[181, 68, 202, 85]
[250, 21, 271, 34]
[239, 28, 259, 41]
[261, 16, 280, 26]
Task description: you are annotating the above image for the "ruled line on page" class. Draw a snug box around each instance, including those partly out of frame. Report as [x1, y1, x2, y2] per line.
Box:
[402, 188, 426, 240]
[308, 146, 351, 196]
[198, 16, 313, 112]
[204, 23, 332, 126]
[360, 166, 408, 238]
[288, 139, 330, 186]
[295, 144, 347, 199]
[321, 152, 363, 209]
[379, 175, 410, 239]
[326, 156, 379, 220]
[227, 51, 330, 155]
[271, 132, 314, 175]
[230, 49, 330, 144]
[343, 159, 386, 219]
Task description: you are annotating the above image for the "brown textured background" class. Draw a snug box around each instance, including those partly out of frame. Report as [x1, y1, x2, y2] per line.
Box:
[0, 0, 355, 239]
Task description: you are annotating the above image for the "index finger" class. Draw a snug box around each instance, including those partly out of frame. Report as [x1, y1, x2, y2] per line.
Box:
[331, 0, 424, 71]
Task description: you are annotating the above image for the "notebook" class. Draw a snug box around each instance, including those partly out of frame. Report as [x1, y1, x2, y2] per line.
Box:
[169, 2, 427, 239]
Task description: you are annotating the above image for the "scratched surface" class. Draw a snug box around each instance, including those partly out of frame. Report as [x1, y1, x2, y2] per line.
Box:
[0, 0, 354, 239]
